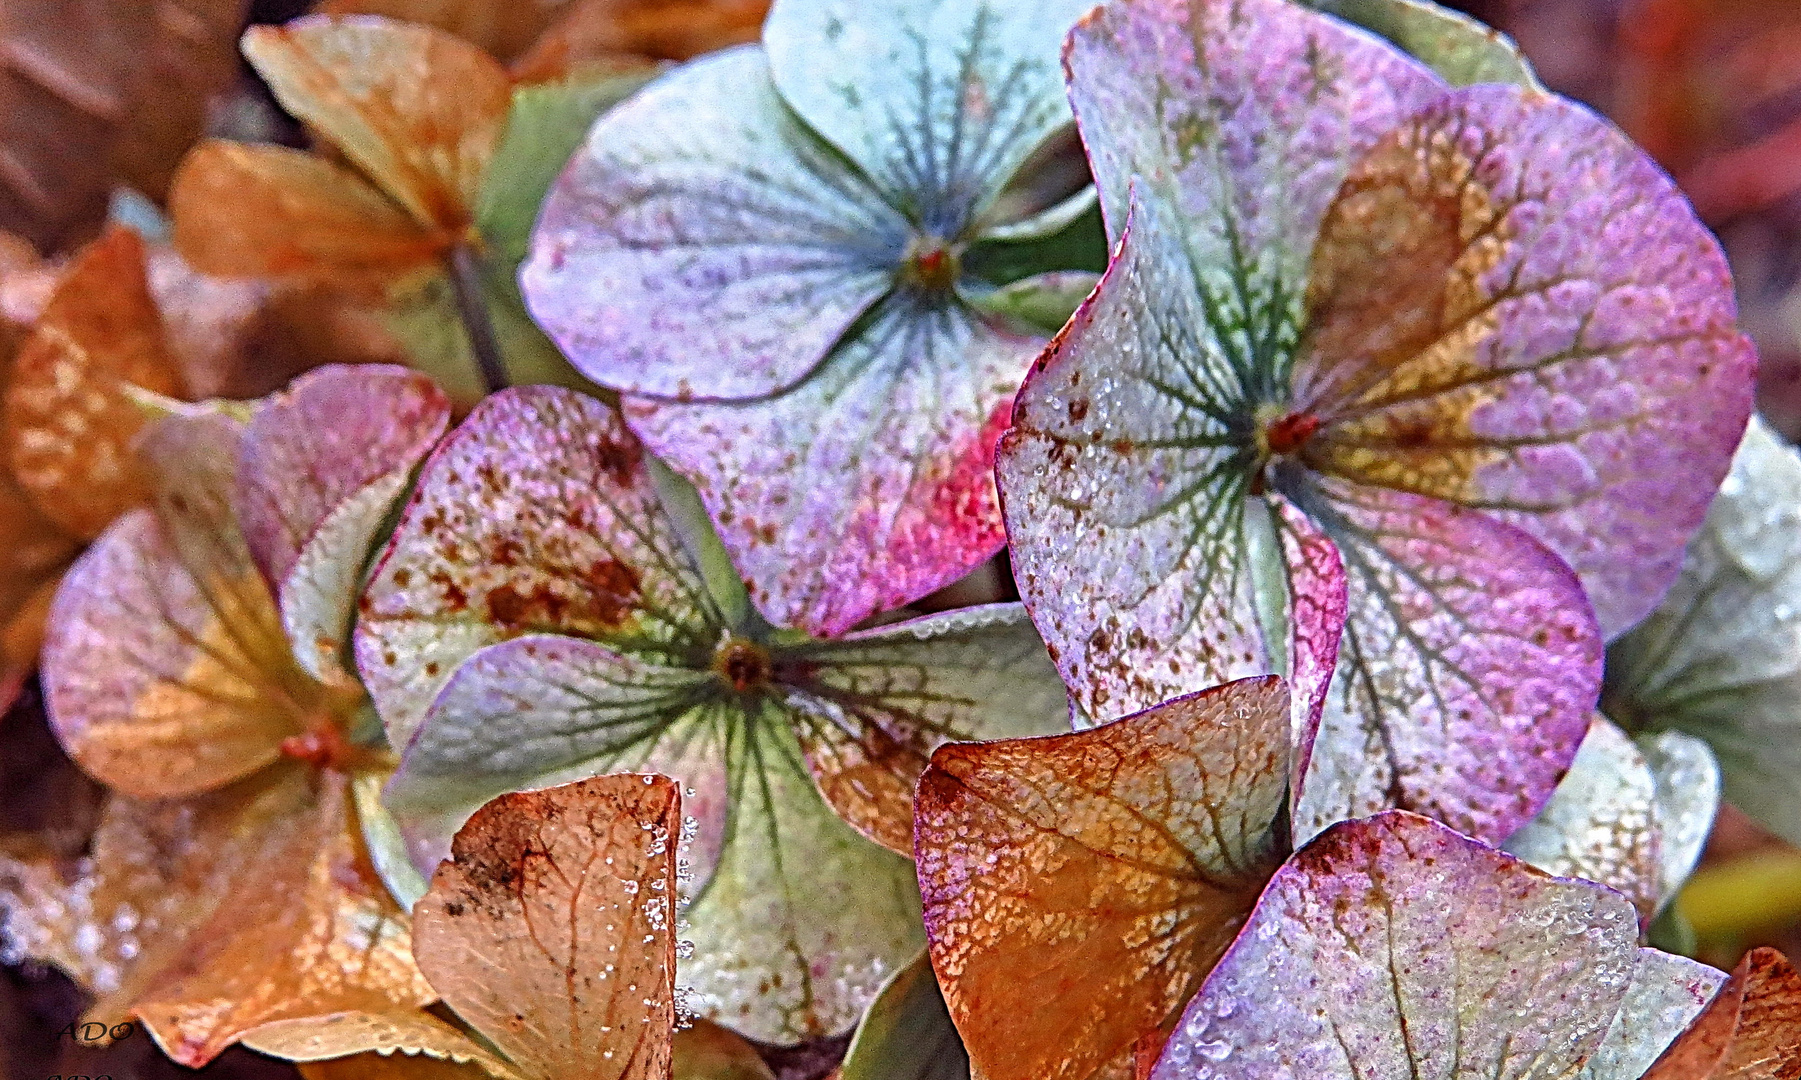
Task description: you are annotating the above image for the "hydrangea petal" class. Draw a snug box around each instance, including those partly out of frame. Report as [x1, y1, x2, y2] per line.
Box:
[775, 603, 1069, 854]
[915, 678, 1290, 1080]
[1580, 951, 1725, 1080]
[3, 226, 183, 540]
[1605, 417, 1801, 846]
[625, 296, 1033, 635]
[238, 365, 450, 684]
[1154, 811, 1662, 1080]
[1642, 730, 1719, 910]
[41, 409, 343, 798]
[240, 1010, 522, 1080]
[242, 16, 512, 230]
[354, 386, 720, 747]
[1641, 948, 1801, 1080]
[382, 634, 724, 891]
[761, 0, 1092, 231]
[1294, 85, 1755, 637]
[522, 47, 905, 401]
[412, 774, 681, 1080]
[169, 142, 449, 282]
[1063, 0, 1445, 256]
[999, 199, 1340, 723]
[682, 706, 925, 1043]
[839, 953, 969, 1080]
[1503, 715, 1660, 920]
[132, 769, 436, 1067]
[1294, 479, 1600, 843]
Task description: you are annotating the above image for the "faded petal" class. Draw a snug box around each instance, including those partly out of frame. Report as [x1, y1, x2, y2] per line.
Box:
[916, 678, 1290, 1080]
[1641, 948, 1801, 1080]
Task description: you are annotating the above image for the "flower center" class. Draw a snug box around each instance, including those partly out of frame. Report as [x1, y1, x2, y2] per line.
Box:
[279, 722, 359, 772]
[900, 235, 961, 292]
[713, 636, 774, 694]
[1256, 406, 1321, 459]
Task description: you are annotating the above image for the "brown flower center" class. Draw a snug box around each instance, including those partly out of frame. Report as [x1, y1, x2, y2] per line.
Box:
[713, 636, 774, 694]
[900, 235, 961, 292]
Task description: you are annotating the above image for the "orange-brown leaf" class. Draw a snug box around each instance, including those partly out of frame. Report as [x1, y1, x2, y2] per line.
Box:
[914, 677, 1293, 1080]
[509, 0, 766, 83]
[0, 468, 76, 639]
[132, 770, 437, 1067]
[170, 140, 448, 283]
[413, 774, 681, 1080]
[3, 226, 183, 539]
[1642, 947, 1801, 1079]
[317, 0, 574, 62]
[242, 16, 513, 233]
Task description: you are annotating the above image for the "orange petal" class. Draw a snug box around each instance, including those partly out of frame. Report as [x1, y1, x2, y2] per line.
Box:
[132, 769, 437, 1067]
[1, 568, 63, 671]
[0, 467, 77, 634]
[170, 140, 448, 282]
[301, 1055, 499, 1080]
[1642, 947, 1801, 1079]
[243, 1008, 521, 1079]
[317, 0, 571, 62]
[914, 677, 1293, 1080]
[413, 774, 681, 1079]
[510, 0, 765, 83]
[3, 225, 183, 540]
[242, 17, 513, 232]
[108, 0, 251, 200]
[0, 767, 316, 1023]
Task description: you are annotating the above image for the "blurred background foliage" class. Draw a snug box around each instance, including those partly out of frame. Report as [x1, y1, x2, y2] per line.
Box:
[5, 0, 1801, 1076]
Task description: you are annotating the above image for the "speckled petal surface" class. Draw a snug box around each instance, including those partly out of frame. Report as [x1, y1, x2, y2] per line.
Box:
[1293, 479, 1601, 845]
[1154, 811, 1669, 1080]
[1502, 715, 1660, 920]
[353, 387, 721, 747]
[625, 297, 1035, 635]
[778, 603, 1069, 854]
[238, 365, 450, 684]
[1064, 0, 1444, 255]
[522, 47, 904, 401]
[1605, 416, 1801, 847]
[1580, 950, 1725, 1080]
[1295, 85, 1754, 637]
[915, 677, 1290, 1080]
[998, 199, 1341, 722]
[1641, 948, 1801, 1080]
[762, 0, 1091, 232]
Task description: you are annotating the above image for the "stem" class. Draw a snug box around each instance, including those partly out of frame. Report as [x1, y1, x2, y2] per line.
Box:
[447, 243, 508, 396]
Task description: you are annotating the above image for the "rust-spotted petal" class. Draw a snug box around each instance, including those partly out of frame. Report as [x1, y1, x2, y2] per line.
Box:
[916, 677, 1290, 1080]
[1641, 948, 1801, 1080]
[1154, 811, 1706, 1080]
[1294, 479, 1601, 844]
[354, 386, 721, 747]
[242, 16, 512, 231]
[170, 141, 449, 281]
[3, 225, 183, 540]
[776, 603, 1070, 854]
[238, 364, 451, 685]
[41, 413, 323, 796]
[1294, 85, 1755, 637]
[413, 774, 680, 1080]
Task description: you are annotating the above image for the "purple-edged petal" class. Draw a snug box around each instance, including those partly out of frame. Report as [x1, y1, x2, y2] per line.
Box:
[522, 47, 905, 402]
[627, 296, 1035, 635]
[238, 365, 450, 685]
[1293, 479, 1601, 844]
[354, 386, 721, 747]
[998, 198, 1342, 724]
[1154, 810, 1703, 1080]
[1294, 84, 1754, 637]
[762, 0, 1093, 232]
[1064, 0, 1445, 251]
[41, 412, 325, 798]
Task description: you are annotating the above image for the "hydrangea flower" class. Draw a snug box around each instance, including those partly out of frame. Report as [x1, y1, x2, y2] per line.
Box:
[997, 0, 1755, 843]
[1606, 416, 1801, 848]
[2, 365, 450, 1065]
[1155, 811, 1791, 1080]
[521, 0, 1105, 636]
[353, 385, 1071, 1042]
